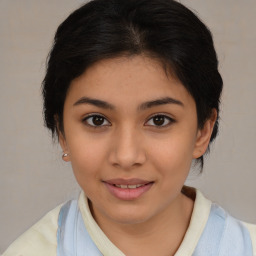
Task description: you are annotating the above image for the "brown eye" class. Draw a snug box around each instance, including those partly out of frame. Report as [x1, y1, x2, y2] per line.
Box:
[146, 115, 174, 127]
[92, 116, 104, 125]
[153, 116, 165, 126]
[83, 115, 110, 128]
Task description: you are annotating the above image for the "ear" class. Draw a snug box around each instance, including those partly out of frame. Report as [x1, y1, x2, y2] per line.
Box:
[193, 109, 217, 159]
[58, 131, 70, 162]
[55, 115, 70, 162]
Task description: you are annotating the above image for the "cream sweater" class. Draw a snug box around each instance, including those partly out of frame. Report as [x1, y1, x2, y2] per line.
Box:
[2, 189, 256, 256]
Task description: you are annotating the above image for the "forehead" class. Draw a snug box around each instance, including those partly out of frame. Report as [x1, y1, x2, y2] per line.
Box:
[66, 55, 194, 110]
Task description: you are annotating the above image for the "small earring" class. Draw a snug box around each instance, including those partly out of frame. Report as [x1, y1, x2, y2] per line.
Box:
[62, 153, 69, 160]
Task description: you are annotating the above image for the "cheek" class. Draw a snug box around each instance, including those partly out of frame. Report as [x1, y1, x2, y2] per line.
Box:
[67, 135, 108, 185]
[149, 131, 196, 179]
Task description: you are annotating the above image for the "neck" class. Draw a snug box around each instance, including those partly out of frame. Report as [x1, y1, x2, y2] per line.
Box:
[91, 191, 194, 256]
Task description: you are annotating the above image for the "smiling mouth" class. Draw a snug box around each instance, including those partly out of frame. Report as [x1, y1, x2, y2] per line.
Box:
[103, 180, 154, 200]
[104, 178, 153, 186]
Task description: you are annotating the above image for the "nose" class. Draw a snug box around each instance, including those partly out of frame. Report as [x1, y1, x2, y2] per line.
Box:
[108, 126, 146, 170]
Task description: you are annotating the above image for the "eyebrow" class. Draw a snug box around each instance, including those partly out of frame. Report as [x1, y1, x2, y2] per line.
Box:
[138, 97, 184, 110]
[73, 96, 184, 110]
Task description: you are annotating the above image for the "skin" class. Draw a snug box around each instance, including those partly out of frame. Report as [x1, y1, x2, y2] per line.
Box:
[59, 55, 216, 256]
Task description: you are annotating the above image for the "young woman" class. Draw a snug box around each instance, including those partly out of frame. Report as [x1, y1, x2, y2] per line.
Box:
[3, 0, 256, 255]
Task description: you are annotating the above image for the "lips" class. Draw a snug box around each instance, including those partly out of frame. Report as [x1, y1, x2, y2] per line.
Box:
[104, 178, 151, 186]
[103, 178, 154, 200]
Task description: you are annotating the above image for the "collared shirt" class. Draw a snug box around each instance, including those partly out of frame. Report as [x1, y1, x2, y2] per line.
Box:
[2, 188, 256, 256]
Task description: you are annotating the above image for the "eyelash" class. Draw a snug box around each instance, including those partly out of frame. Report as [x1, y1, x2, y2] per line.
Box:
[82, 113, 175, 129]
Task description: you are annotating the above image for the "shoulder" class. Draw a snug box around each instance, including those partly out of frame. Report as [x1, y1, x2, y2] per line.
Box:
[209, 203, 256, 255]
[242, 221, 256, 256]
[189, 189, 256, 256]
[2, 204, 62, 256]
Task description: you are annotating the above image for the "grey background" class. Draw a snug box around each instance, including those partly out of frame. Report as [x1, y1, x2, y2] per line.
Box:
[0, 0, 255, 252]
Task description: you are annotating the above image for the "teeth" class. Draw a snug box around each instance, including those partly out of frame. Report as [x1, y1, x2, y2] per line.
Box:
[128, 185, 137, 189]
[114, 184, 144, 189]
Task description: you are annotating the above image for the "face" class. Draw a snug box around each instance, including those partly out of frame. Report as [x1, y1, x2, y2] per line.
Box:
[60, 55, 215, 226]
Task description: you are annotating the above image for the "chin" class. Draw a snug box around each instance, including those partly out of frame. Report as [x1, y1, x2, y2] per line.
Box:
[106, 205, 154, 225]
